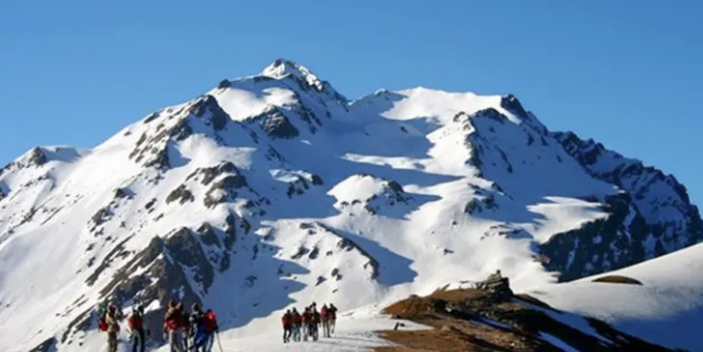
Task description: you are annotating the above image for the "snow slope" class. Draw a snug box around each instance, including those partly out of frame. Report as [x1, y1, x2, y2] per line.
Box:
[532, 242, 703, 351]
[0, 59, 700, 352]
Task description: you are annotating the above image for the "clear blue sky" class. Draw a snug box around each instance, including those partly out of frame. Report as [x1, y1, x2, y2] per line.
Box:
[1, 1, 701, 204]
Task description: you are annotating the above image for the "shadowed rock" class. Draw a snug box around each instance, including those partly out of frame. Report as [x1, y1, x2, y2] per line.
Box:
[540, 193, 650, 281]
[85, 235, 134, 286]
[247, 106, 300, 139]
[95, 227, 217, 344]
[311, 174, 324, 185]
[218, 79, 231, 89]
[165, 228, 215, 292]
[204, 174, 248, 208]
[90, 207, 112, 229]
[28, 147, 48, 166]
[143, 148, 170, 170]
[473, 108, 508, 124]
[196, 223, 221, 247]
[166, 184, 195, 205]
[143, 112, 160, 123]
[186, 162, 238, 186]
[189, 95, 229, 131]
[500, 94, 529, 118]
[28, 337, 57, 352]
[171, 119, 194, 141]
[550, 130, 703, 280]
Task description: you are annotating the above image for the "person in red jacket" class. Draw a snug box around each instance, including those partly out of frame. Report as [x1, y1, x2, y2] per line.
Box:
[292, 308, 302, 342]
[320, 305, 331, 338]
[281, 310, 293, 343]
[127, 305, 147, 352]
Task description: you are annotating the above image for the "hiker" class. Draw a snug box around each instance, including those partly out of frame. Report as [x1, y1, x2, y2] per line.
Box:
[281, 309, 293, 343]
[128, 305, 148, 352]
[177, 302, 191, 351]
[202, 309, 219, 352]
[328, 304, 338, 334]
[320, 304, 331, 338]
[309, 305, 320, 341]
[301, 307, 312, 341]
[292, 308, 302, 342]
[105, 304, 122, 352]
[188, 303, 205, 350]
[190, 304, 218, 352]
[163, 300, 187, 352]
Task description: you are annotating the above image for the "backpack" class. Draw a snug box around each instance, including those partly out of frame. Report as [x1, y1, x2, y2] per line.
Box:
[128, 314, 143, 331]
[98, 315, 108, 332]
[165, 309, 182, 331]
[203, 311, 217, 333]
[281, 314, 291, 326]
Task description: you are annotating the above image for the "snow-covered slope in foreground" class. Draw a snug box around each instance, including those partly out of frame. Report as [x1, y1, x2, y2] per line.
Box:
[532, 242, 703, 351]
[49, 304, 430, 352]
[0, 59, 701, 352]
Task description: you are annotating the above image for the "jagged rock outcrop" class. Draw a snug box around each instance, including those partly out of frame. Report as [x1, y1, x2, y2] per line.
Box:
[28, 337, 57, 352]
[189, 94, 229, 131]
[166, 184, 195, 205]
[86, 227, 215, 344]
[246, 105, 300, 139]
[545, 131, 703, 280]
[28, 147, 48, 166]
[539, 193, 651, 281]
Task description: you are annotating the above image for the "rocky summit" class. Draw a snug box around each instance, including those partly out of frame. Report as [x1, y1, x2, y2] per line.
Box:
[0, 59, 700, 352]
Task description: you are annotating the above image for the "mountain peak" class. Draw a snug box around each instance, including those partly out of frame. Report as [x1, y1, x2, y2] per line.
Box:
[261, 58, 319, 83]
[259, 58, 348, 104]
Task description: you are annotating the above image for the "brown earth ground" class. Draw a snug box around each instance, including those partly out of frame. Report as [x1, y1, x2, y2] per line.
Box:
[371, 288, 687, 352]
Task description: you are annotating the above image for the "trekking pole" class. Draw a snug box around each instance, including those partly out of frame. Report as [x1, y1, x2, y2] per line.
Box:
[217, 332, 224, 352]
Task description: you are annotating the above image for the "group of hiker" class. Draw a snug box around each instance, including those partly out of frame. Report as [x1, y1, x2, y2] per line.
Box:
[281, 302, 338, 343]
[97, 299, 339, 351]
[98, 299, 219, 352]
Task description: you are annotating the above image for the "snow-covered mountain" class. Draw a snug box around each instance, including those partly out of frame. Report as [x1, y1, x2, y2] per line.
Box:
[533, 241, 703, 352]
[0, 59, 700, 352]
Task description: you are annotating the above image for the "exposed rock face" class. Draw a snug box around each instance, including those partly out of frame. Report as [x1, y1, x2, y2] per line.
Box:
[539, 194, 651, 281]
[28, 337, 57, 352]
[165, 184, 195, 205]
[188, 95, 230, 131]
[204, 174, 249, 208]
[247, 106, 300, 139]
[91, 226, 218, 344]
[28, 147, 48, 166]
[218, 79, 231, 89]
[128, 95, 230, 170]
[187, 162, 238, 186]
[500, 94, 529, 118]
[545, 131, 703, 280]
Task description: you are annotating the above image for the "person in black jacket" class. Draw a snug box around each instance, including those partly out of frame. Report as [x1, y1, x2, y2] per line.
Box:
[327, 304, 338, 334]
[189, 303, 205, 350]
[127, 305, 148, 352]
